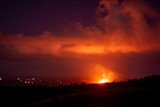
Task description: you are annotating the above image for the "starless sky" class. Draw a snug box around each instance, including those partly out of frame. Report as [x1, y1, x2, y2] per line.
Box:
[0, 0, 160, 82]
[0, 0, 99, 35]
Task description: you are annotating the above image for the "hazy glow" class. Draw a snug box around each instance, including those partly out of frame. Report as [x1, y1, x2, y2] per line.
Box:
[65, 45, 106, 54]
[0, 0, 159, 56]
[99, 78, 109, 83]
[0, 0, 160, 82]
[90, 64, 116, 83]
[98, 74, 110, 84]
[98, 73, 110, 83]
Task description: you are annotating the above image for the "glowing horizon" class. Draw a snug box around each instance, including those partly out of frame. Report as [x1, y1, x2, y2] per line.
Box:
[0, 0, 160, 82]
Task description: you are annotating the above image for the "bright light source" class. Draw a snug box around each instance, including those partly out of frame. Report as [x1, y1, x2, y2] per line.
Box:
[98, 73, 110, 84]
[98, 78, 109, 84]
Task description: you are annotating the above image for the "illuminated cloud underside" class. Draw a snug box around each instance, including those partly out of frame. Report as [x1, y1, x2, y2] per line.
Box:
[0, 0, 160, 82]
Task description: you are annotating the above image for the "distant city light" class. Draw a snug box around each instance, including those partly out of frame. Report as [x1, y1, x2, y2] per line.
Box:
[0, 77, 2, 81]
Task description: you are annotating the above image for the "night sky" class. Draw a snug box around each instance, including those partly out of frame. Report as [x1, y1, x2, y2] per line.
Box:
[0, 0, 99, 35]
[0, 0, 160, 82]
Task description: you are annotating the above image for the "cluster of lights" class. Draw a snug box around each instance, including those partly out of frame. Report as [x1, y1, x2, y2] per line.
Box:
[17, 77, 36, 84]
[56, 79, 62, 84]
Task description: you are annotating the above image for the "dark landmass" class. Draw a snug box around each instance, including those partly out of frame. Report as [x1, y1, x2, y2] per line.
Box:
[1, 75, 160, 107]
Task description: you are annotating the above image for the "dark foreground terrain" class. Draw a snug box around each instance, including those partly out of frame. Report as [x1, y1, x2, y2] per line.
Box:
[1, 75, 160, 107]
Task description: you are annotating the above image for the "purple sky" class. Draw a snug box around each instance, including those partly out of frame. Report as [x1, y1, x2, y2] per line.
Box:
[0, 0, 99, 35]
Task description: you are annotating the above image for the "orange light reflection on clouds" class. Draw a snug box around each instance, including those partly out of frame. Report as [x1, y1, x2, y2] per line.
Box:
[64, 45, 106, 54]
[0, 0, 160, 82]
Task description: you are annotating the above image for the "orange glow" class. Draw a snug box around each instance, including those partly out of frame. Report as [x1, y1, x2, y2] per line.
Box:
[98, 73, 110, 84]
[1, 34, 160, 57]
[64, 45, 105, 54]
[90, 64, 116, 84]
[0, 0, 160, 85]
[0, 0, 160, 58]
[98, 78, 109, 83]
